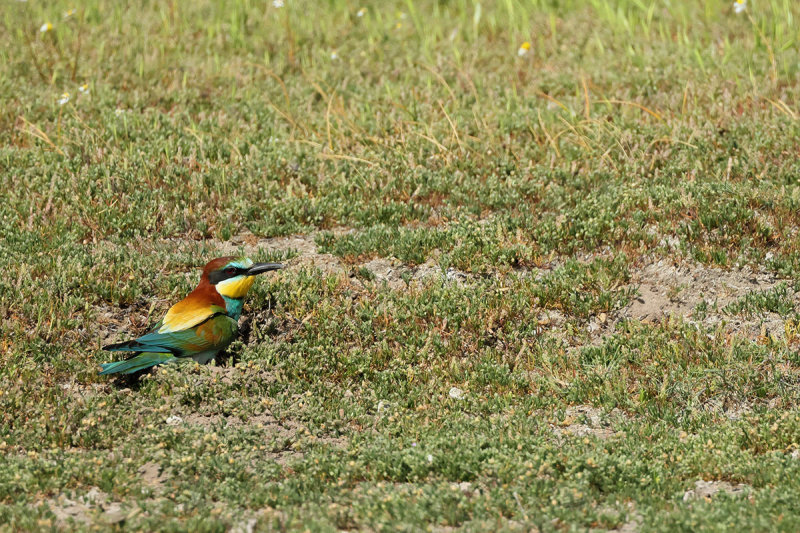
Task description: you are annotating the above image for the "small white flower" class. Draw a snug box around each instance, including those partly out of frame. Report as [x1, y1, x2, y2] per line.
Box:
[165, 415, 183, 426]
[272, 0, 284, 7]
[426, 454, 433, 463]
[57, 92, 70, 105]
[448, 387, 465, 400]
[356, 7, 366, 17]
[63, 9, 76, 19]
[330, 50, 339, 60]
[733, 0, 746, 14]
[78, 83, 89, 94]
[411, 442, 417, 447]
[40, 22, 53, 33]
[517, 41, 531, 57]
[114, 108, 126, 116]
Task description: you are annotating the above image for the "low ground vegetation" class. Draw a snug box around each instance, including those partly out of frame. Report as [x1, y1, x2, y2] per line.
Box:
[2, 0, 800, 530]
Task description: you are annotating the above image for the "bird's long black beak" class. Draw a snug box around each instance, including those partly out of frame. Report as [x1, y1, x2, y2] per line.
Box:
[246, 262, 284, 275]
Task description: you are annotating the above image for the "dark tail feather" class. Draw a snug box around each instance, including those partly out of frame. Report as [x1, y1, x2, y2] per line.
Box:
[103, 340, 173, 354]
[99, 353, 176, 375]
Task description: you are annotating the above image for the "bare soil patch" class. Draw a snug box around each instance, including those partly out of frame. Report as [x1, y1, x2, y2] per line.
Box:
[138, 461, 168, 490]
[624, 259, 785, 323]
[35, 487, 127, 528]
[584, 257, 796, 345]
[682, 479, 750, 502]
[550, 405, 628, 441]
[178, 231, 460, 288]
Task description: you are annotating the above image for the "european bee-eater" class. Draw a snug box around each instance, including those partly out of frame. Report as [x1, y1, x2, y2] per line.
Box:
[99, 257, 283, 375]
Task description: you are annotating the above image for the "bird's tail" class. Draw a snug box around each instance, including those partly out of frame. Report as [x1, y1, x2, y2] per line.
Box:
[98, 352, 176, 375]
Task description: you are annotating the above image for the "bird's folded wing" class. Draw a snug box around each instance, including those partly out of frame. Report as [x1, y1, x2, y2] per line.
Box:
[105, 314, 237, 356]
[159, 299, 227, 333]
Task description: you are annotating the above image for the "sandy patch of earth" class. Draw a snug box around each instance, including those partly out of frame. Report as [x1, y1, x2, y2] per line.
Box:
[682, 479, 750, 502]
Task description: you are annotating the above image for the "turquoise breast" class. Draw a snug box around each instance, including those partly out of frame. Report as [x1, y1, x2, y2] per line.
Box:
[222, 296, 244, 320]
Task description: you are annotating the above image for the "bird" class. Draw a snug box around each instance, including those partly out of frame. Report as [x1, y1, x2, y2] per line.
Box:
[99, 256, 283, 375]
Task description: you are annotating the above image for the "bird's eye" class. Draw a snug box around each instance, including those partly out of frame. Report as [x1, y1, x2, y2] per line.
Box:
[225, 267, 237, 275]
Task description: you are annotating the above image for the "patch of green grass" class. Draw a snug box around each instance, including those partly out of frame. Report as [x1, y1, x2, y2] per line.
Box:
[534, 255, 634, 317]
[723, 284, 797, 318]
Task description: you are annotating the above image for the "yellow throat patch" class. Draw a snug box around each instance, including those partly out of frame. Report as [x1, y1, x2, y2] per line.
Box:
[215, 275, 256, 299]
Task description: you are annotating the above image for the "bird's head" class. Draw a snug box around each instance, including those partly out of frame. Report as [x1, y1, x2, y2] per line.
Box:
[203, 256, 284, 299]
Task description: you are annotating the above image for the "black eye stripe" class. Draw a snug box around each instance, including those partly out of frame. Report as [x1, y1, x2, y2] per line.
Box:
[209, 267, 247, 285]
